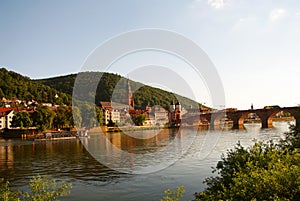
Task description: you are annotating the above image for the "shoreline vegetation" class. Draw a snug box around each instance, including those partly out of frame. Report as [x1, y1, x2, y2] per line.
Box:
[0, 117, 293, 140]
[162, 122, 300, 201]
[0, 117, 294, 140]
[1, 120, 299, 201]
[192, 123, 300, 201]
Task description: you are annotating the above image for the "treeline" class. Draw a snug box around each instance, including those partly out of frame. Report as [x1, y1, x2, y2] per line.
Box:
[12, 104, 103, 132]
[1, 67, 201, 110]
[0, 68, 71, 105]
[38, 71, 200, 110]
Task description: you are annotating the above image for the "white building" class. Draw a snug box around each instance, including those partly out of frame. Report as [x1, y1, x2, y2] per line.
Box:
[0, 108, 15, 129]
[111, 110, 120, 124]
[100, 102, 124, 125]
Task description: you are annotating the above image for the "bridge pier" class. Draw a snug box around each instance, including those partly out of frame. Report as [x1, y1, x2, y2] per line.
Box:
[232, 119, 242, 129]
[227, 114, 245, 130]
[232, 122, 245, 129]
[294, 116, 300, 128]
[261, 117, 273, 128]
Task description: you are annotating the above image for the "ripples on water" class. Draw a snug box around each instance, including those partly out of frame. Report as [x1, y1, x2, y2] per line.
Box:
[0, 121, 292, 201]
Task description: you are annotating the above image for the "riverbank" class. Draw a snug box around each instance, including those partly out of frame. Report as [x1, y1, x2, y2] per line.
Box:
[0, 129, 78, 140]
[0, 128, 38, 139]
[0, 117, 294, 139]
[0, 122, 291, 201]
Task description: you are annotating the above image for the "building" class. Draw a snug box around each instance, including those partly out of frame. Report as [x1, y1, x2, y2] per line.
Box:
[111, 110, 120, 124]
[150, 105, 168, 126]
[127, 79, 134, 110]
[99, 101, 123, 125]
[169, 102, 182, 126]
[0, 108, 16, 129]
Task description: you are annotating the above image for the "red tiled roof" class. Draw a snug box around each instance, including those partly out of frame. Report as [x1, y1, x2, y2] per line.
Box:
[0, 108, 14, 113]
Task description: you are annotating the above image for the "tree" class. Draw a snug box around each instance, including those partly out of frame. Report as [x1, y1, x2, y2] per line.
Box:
[281, 123, 300, 149]
[0, 175, 72, 201]
[32, 106, 55, 132]
[72, 106, 82, 128]
[95, 106, 103, 126]
[0, 68, 71, 105]
[11, 111, 32, 129]
[0, 178, 20, 201]
[194, 141, 300, 201]
[77, 103, 97, 129]
[132, 114, 146, 126]
[161, 186, 185, 201]
[53, 106, 71, 129]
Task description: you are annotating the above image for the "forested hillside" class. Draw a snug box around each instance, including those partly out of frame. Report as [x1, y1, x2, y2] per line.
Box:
[0, 68, 71, 105]
[38, 71, 201, 110]
[0, 67, 200, 109]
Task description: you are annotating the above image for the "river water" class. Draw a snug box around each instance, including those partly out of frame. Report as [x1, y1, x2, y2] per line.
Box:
[0, 122, 292, 201]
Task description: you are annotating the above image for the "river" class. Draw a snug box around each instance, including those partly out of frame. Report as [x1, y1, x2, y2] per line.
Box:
[0, 121, 292, 201]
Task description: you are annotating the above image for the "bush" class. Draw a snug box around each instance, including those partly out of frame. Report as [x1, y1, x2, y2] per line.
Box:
[0, 175, 72, 201]
[160, 186, 185, 201]
[193, 141, 300, 201]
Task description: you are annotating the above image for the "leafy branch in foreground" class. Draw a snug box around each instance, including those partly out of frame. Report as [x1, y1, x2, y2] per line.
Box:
[0, 178, 20, 201]
[160, 185, 185, 201]
[194, 141, 300, 200]
[0, 175, 72, 201]
[281, 124, 300, 149]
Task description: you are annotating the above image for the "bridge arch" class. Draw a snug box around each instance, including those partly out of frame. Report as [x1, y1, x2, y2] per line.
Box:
[226, 111, 256, 129]
[199, 112, 227, 130]
[184, 107, 299, 130]
[226, 108, 297, 129]
[255, 108, 297, 128]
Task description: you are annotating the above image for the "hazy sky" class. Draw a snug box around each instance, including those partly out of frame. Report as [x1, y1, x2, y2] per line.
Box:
[1, 0, 300, 109]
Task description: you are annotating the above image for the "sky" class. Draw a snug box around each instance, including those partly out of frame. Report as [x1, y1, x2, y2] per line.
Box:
[1, 0, 300, 109]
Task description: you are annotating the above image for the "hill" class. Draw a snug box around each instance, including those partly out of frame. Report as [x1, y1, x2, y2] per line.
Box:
[0, 68, 71, 105]
[37, 71, 201, 110]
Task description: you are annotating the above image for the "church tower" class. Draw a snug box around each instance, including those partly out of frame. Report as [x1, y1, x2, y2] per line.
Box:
[127, 79, 134, 110]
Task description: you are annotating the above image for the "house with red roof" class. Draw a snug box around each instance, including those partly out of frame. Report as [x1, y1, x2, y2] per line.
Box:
[0, 108, 16, 129]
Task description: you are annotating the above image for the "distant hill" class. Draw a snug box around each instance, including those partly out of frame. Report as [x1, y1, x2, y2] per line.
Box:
[37, 71, 201, 110]
[0, 68, 71, 105]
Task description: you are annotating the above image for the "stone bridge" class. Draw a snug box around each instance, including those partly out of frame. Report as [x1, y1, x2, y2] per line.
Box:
[182, 106, 300, 130]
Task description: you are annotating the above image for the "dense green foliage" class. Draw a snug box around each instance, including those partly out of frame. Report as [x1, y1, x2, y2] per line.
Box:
[160, 186, 185, 201]
[11, 105, 101, 130]
[1, 67, 201, 110]
[132, 114, 146, 126]
[0, 175, 72, 201]
[77, 103, 99, 128]
[281, 124, 300, 149]
[32, 105, 55, 132]
[52, 106, 73, 129]
[11, 111, 32, 129]
[38, 71, 200, 110]
[0, 68, 71, 105]
[194, 123, 300, 201]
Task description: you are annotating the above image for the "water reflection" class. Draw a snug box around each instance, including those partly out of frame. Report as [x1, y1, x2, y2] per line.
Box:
[0, 144, 14, 171]
[80, 128, 197, 174]
[0, 122, 292, 201]
[0, 139, 125, 187]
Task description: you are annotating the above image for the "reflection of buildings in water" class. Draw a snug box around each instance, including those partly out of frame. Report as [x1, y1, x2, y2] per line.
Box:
[0, 145, 14, 170]
[106, 128, 182, 153]
[99, 128, 184, 171]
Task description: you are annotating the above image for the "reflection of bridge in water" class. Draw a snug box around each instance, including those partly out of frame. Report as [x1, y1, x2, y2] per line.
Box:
[183, 106, 299, 130]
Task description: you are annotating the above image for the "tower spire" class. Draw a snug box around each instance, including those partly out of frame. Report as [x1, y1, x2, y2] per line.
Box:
[127, 79, 134, 110]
